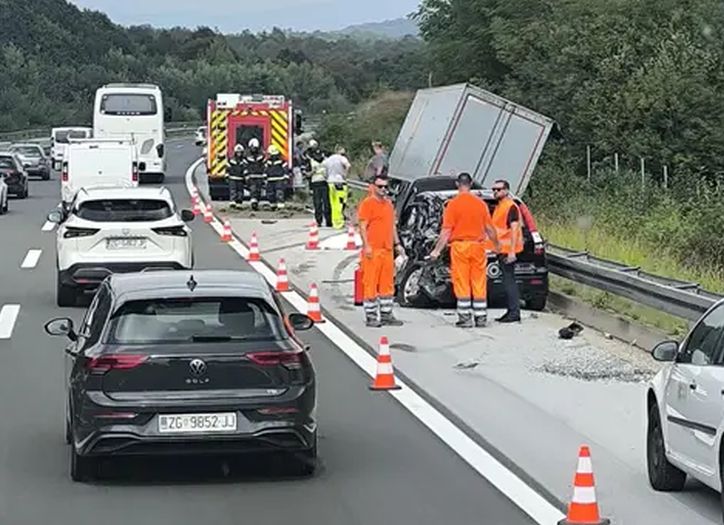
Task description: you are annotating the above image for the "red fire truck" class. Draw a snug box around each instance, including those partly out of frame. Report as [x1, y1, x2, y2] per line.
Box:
[205, 93, 301, 200]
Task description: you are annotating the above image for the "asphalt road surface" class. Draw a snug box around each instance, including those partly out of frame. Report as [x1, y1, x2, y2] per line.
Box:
[0, 138, 538, 525]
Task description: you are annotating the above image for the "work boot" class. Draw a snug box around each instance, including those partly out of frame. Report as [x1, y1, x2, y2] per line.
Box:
[496, 312, 521, 323]
[229, 202, 238, 209]
[474, 316, 487, 328]
[365, 313, 382, 328]
[455, 314, 473, 328]
[381, 312, 404, 327]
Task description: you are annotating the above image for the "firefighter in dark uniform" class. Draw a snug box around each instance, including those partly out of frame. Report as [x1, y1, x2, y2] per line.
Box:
[227, 143, 245, 208]
[244, 138, 266, 211]
[265, 145, 289, 210]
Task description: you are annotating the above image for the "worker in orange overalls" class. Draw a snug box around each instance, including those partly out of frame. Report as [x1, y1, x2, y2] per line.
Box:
[357, 174, 405, 328]
[491, 179, 524, 323]
[430, 173, 499, 328]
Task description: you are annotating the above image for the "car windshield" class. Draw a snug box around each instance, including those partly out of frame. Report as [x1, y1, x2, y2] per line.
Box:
[107, 297, 285, 344]
[0, 156, 16, 169]
[101, 94, 157, 116]
[75, 199, 173, 222]
[12, 146, 41, 157]
[54, 130, 88, 144]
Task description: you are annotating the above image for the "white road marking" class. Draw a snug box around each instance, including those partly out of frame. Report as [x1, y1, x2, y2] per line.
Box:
[21, 249, 42, 269]
[41, 221, 56, 232]
[184, 158, 565, 524]
[0, 305, 21, 339]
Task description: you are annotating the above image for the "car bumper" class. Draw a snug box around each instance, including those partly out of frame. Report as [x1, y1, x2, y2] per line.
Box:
[26, 166, 49, 177]
[59, 261, 188, 290]
[73, 391, 317, 458]
[5, 181, 24, 195]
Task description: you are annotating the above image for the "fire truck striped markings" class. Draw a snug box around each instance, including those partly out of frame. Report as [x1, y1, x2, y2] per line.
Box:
[21, 249, 42, 269]
[0, 305, 21, 339]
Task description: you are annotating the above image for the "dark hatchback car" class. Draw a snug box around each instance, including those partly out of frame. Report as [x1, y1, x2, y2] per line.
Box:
[391, 176, 548, 311]
[0, 152, 29, 199]
[45, 270, 317, 482]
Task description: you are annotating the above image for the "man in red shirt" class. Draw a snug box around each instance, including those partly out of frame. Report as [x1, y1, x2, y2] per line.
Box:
[357, 175, 405, 328]
[431, 173, 499, 328]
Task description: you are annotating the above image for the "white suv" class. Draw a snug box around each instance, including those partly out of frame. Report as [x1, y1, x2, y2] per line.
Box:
[48, 186, 194, 307]
[647, 301, 724, 514]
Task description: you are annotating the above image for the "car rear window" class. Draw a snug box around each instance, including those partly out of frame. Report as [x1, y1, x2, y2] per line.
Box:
[0, 156, 16, 169]
[107, 297, 285, 344]
[76, 199, 173, 222]
[12, 146, 41, 157]
[54, 130, 88, 144]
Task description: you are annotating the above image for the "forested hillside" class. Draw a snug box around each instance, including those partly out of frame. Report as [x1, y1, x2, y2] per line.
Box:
[0, 0, 426, 129]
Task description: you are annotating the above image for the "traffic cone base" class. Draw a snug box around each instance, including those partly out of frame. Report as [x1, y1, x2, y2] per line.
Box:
[559, 446, 609, 525]
[203, 204, 213, 223]
[306, 223, 320, 250]
[345, 226, 358, 251]
[221, 219, 232, 242]
[370, 337, 401, 391]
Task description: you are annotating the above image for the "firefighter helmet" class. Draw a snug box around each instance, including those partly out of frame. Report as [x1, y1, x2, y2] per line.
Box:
[248, 138, 260, 149]
[267, 145, 280, 156]
[308, 139, 318, 149]
[234, 144, 244, 154]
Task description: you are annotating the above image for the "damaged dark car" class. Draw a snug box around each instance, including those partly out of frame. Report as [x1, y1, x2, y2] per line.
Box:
[390, 177, 548, 311]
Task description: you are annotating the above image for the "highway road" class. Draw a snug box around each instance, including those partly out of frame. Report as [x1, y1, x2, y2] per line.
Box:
[0, 138, 542, 524]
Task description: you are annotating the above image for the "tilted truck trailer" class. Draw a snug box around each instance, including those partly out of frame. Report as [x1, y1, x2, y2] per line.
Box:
[385, 83, 556, 310]
[388, 82, 554, 195]
[205, 94, 300, 201]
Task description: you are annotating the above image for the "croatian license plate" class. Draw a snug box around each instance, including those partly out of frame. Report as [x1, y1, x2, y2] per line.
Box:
[158, 413, 237, 434]
[106, 238, 146, 250]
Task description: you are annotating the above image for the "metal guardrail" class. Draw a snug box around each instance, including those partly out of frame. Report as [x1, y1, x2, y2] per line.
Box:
[348, 179, 723, 320]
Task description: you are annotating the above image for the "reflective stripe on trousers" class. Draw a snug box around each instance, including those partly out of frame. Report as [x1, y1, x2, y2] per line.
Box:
[379, 295, 394, 314]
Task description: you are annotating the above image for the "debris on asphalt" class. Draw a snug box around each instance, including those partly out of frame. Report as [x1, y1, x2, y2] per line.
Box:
[454, 360, 480, 370]
[558, 322, 584, 340]
[538, 351, 656, 383]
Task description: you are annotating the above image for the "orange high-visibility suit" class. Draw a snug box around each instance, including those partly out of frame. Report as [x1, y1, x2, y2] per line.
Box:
[442, 192, 494, 322]
[357, 194, 396, 320]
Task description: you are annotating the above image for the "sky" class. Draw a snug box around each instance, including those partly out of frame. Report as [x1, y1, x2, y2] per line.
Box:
[68, 0, 422, 33]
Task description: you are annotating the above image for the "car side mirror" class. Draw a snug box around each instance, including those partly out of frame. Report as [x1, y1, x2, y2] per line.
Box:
[47, 209, 64, 223]
[181, 209, 195, 222]
[44, 318, 77, 341]
[288, 313, 314, 331]
[652, 340, 678, 362]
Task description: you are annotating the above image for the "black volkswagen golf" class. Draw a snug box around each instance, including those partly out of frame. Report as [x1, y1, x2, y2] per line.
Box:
[45, 270, 317, 482]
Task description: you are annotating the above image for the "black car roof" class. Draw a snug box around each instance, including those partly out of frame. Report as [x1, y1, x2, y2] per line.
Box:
[108, 270, 274, 303]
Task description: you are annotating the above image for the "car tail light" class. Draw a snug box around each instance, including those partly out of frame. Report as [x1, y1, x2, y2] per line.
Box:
[132, 163, 139, 183]
[534, 243, 545, 256]
[152, 225, 187, 237]
[95, 412, 138, 420]
[86, 354, 148, 374]
[63, 226, 99, 238]
[247, 350, 302, 370]
[61, 163, 68, 182]
[257, 407, 299, 415]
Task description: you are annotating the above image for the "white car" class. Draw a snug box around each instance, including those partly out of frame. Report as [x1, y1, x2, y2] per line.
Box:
[51, 127, 92, 171]
[647, 301, 724, 514]
[47, 186, 195, 307]
[195, 126, 206, 146]
[0, 177, 8, 215]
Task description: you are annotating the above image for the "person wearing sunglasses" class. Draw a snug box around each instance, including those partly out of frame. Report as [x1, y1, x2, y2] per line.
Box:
[430, 173, 500, 328]
[491, 180, 523, 323]
[357, 175, 405, 328]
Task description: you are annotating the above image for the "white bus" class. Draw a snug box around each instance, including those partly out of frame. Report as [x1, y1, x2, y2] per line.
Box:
[93, 83, 167, 183]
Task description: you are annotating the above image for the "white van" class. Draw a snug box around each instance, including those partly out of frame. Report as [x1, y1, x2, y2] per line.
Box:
[61, 139, 140, 211]
[51, 127, 92, 171]
[93, 83, 167, 183]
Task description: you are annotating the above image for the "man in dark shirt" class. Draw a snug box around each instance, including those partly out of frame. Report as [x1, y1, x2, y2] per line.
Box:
[491, 180, 524, 323]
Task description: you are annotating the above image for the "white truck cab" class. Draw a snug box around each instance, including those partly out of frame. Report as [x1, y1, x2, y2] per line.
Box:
[50, 127, 92, 171]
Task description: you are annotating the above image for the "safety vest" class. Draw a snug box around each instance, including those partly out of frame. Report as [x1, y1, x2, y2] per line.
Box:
[492, 197, 524, 254]
[265, 156, 288, 182]
[309, 158, 327, 184]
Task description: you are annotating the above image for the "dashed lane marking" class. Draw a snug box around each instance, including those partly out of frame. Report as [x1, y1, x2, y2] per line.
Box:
[41, 221, 56, 232]
[21, 249, 42, 269]
[183, 158, 565, 525]
[0, 305, 21, 339]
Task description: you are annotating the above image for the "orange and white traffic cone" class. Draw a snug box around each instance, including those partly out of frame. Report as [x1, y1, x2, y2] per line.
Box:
[203, 203, 213, 223]
[559, 446, 610, 525]
[276, 259, 290, 292]
[306, 283, 324, 323]
[345, 225, 358, 251]
[370, 336, 401, 391]
[192, 195, 202, 216]
[306, 223, 320, 251]
[247, 232, 261, 262]
[220, 219, 232, 242]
